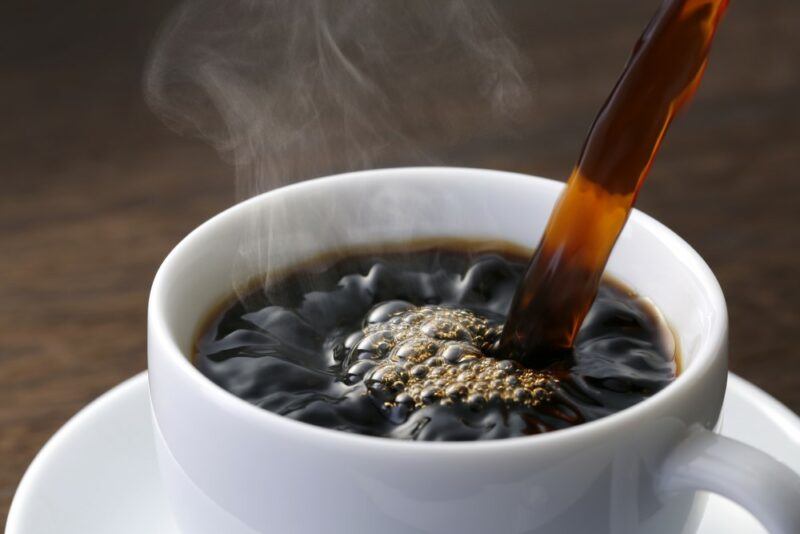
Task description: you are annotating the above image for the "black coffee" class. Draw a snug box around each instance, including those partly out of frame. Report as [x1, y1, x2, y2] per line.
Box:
[195, 243, 677, 441]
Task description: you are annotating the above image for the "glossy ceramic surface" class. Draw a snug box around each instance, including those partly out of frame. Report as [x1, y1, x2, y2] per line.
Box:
[147, 168, 800, 533]
[7, 373, 800, 534]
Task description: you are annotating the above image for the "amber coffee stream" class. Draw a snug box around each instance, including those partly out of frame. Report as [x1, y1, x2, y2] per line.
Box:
[502, 0, 728, 365]
[195, 0, 727, 440]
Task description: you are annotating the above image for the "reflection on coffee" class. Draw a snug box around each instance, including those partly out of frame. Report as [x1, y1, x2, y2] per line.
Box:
[195, 244, 677, 441]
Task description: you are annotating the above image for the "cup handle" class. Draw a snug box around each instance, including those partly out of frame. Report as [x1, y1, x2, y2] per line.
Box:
[658, 425, 800, 533]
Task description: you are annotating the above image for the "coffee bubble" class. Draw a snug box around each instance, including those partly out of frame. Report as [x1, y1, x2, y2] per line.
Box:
[366, 300, 415, 325]
[343, 303, 558, 410]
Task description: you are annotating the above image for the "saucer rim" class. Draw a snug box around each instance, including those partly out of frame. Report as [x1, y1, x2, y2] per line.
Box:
[6, 373, 149, 534]
[6, 372, 800, 534]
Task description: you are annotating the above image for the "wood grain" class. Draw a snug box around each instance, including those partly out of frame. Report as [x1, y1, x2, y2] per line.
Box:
[1, 0, 798, 525]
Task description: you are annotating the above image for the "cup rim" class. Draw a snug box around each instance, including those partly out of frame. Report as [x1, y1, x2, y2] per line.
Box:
[149, 166, 728, 453]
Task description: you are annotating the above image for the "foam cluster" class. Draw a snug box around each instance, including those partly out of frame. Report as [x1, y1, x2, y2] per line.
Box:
[342, 301, 558, 410]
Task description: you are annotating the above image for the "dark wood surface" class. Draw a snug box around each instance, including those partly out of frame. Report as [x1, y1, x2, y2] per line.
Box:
[2, 0, 798, 524]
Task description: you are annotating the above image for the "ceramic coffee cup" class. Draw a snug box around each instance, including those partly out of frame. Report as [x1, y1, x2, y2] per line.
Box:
[148, 167, 800, 534]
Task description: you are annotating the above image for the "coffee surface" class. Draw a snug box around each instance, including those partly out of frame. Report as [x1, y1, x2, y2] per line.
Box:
[195, 246, 677, 440]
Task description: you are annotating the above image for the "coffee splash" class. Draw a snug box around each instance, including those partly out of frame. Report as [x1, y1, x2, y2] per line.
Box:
[195, 247, 677, 440]
[501, 0, 729, 366]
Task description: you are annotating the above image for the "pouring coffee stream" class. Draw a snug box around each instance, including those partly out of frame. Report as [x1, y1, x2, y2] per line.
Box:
[500, 0, 729, 367]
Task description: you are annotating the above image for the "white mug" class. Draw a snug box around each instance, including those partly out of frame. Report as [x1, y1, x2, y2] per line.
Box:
[148, 167, 800, 533]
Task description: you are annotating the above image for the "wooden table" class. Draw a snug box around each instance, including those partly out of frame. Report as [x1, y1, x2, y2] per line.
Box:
[2, 0, 798, 523]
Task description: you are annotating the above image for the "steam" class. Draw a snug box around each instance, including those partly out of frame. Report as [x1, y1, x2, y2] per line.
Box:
[145, 0, 534, 295]
[146, 0, 532, 194]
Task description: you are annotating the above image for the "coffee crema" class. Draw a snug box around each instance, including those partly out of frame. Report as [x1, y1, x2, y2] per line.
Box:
[195, 243, 678, 441]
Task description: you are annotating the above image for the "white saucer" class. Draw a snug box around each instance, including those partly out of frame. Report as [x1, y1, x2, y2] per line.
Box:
[7, 373, 800, 534]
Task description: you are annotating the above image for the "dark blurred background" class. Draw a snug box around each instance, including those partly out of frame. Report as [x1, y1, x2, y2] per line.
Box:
[2, 0, 798, 523]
